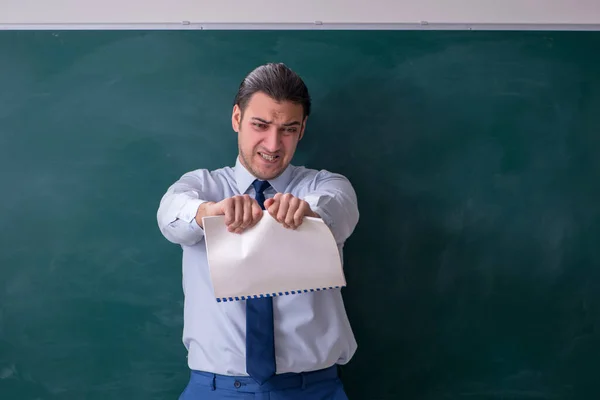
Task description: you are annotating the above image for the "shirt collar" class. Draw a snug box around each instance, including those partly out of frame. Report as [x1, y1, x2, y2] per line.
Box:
[234, 156, 294, 194]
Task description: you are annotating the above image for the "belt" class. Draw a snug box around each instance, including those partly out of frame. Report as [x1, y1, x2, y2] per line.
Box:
[190, 365, 339, 393]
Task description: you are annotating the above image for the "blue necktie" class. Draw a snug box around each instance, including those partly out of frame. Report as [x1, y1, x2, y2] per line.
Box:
[246, 179, 275, 384]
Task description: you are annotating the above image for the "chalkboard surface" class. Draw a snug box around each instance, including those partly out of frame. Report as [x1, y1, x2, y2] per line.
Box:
[1, 30, 600, 399]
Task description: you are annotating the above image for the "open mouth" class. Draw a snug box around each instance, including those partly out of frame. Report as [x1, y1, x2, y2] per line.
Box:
[258, 152, 280, 162]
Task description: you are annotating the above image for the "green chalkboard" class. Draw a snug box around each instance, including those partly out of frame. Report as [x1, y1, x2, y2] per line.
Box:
[1, 30, 600, 400]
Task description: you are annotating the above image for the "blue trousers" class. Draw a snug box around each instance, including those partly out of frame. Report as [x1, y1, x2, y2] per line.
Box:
[179, 365, 349, 400]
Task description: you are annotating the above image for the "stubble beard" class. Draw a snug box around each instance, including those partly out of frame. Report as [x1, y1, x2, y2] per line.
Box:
[238, 147, 284, 181]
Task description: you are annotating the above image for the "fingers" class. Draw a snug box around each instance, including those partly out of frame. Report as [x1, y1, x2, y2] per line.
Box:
[263, 198, 275, 209]
[223, 196, 240, 232]
[251, 201, 263, 226]
[266, 193, 281, 220]
[222, 195, 257, 233]
[237, 195, 254, 233]
[221, 193, 311, 233]
[276, 194, 292, 227]
[266, 193, 308, 230]
[287, 197, 309, 229]
[222, 198, 235, 226]
[232, 196, 244, 233]
[293, 203, 306, 227]
[282, 196, 300, 229]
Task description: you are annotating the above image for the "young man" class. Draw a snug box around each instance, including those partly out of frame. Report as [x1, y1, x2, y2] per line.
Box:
[156, 63, 359, 399]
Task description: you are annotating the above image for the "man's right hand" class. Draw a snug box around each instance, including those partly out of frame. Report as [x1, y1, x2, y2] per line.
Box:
[195, 195, 263, 234]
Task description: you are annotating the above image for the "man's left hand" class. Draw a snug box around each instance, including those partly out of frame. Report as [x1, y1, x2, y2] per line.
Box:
[264, 193, 319, 229]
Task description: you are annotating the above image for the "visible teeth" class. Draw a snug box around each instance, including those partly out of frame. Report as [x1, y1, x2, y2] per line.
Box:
[260, 153, 277, 161]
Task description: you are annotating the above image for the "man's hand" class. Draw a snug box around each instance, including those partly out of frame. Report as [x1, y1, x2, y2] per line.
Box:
[195, 195, 263, 233]
[264, 193, 319, 229]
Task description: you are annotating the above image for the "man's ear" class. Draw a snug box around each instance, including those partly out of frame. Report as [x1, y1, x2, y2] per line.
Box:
[232, 104, 242, 132]
[298, 116, 308, 140]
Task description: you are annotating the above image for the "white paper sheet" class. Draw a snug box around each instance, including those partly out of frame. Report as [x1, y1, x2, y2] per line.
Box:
[202, 212, 345, 301]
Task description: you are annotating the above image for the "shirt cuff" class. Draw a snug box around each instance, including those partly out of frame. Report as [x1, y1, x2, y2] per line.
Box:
[303, 194, 334, 228]
[177, 198, 206, 223]
[189, 216, 205, 233]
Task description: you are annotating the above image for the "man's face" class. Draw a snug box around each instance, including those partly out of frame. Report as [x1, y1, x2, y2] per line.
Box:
[232, 91, 306, 180]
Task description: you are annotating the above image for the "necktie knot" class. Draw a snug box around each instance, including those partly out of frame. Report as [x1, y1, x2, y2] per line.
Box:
[252, 179, 270, 195]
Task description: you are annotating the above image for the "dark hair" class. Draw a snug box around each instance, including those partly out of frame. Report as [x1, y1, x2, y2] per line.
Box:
[234, 63, 311, 118]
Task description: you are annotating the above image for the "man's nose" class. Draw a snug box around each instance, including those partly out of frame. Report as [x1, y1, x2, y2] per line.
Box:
[262, 128, 281, 151]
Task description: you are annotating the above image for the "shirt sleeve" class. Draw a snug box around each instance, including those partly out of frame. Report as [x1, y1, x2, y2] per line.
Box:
[302, 170, 359, 246]
[156, 170, 210, 246]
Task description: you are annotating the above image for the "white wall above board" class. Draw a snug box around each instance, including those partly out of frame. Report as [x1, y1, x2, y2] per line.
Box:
[2, 0, 600, 29]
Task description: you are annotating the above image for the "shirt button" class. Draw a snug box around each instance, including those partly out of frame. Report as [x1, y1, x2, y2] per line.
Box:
[234, 381, 241, 388]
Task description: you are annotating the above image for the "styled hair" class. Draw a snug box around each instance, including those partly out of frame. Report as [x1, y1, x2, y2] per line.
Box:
[233, 63, 311, 118]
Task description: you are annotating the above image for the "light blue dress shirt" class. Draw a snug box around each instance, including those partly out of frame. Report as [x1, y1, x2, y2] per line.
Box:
[156, 157, 359, 376]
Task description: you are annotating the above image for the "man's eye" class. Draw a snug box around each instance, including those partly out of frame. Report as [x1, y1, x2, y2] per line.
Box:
[285, 127, 297, 134]
[253, 123, 267, 129]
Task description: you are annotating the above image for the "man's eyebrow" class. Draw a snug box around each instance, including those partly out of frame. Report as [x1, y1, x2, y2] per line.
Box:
[251, 117, 271, 124]
[251, 117, 301, 127]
